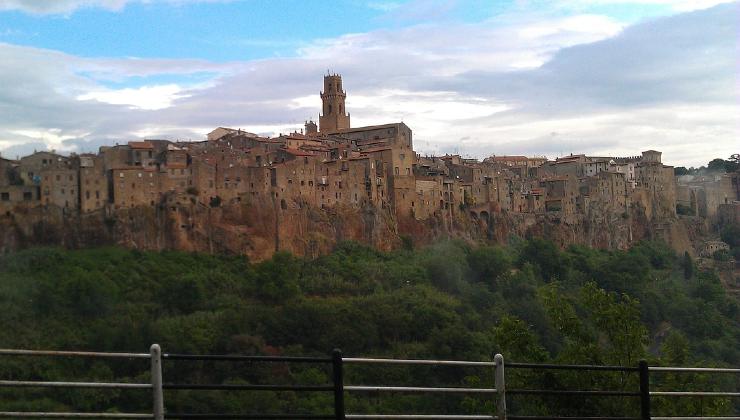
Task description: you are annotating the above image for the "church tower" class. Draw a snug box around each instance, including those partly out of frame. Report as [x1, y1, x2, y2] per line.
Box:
[319, 73, 350, 132]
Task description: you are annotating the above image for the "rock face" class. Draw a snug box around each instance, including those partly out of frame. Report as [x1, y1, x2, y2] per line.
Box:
[0, 193, 701, 260]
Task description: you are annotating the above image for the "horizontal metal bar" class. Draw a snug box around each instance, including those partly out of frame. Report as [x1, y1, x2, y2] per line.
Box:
[342, 357, 495, 367]
[344, 385, 496, 394]
[651, 418, 740, 420]
[162, 354, 331, 363]
[0, 380, 151, 389]
[346, 416, 496, 419]
[651, 391, 740, 397]
[165, 415, 335, 419]
[163, 383, 333, 391]
[508, 389, 639, 397]
[346, 385, 496, 394]
[508, 417, 640, 420]
[0, 413, 152, 418]
[649, 367, 740, 374]
[0, 349, 150, 359]
[506, 363, 638, 372]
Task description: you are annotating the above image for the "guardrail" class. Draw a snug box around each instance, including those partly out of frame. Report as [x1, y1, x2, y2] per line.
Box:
[0, 346, 738, 419]
[160, 350, 338, 419]
[648, 366, 740, 420]
[0, 346, 161, 419]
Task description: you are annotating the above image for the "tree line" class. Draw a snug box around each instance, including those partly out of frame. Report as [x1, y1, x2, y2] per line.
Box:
[0, 239, 738, 416]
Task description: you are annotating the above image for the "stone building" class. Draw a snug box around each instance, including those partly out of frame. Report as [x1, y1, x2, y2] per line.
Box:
[319, 74, 351, 133]
[78, 154, 108, 212]
[0, 74, 684, 242]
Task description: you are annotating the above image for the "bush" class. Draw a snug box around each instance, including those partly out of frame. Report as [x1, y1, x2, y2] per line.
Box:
[712, 249, 731, 262]
[720, 224, 740, 248]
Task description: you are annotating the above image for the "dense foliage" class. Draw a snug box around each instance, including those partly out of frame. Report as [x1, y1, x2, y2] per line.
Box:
[674, 154, 739, 175]
[0, 240, 738, 416]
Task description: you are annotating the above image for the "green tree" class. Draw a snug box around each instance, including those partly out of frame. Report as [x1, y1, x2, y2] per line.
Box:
[682, 251, 694, 280]
[467, 245, 511, 285]
[519, 238, 569, 281]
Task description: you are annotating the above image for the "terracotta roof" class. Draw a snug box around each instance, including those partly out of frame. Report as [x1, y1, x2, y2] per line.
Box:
[129, 141, 154, 149]
[361, 147, 392, 154]
[490, 155, 527, 161]
[282, 148, 316, 157]
[327, 122, 406, 134]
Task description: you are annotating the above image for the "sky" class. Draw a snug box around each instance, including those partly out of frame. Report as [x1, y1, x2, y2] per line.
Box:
[0, 0, 737, 167]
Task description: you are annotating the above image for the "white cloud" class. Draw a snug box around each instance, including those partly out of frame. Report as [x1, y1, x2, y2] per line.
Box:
[566, 0, 736, 11]
[0, 0, 235, 14]
[366, 1, 402, 12]
[0, 2, 736, 167]
[77, 84, 189, 110]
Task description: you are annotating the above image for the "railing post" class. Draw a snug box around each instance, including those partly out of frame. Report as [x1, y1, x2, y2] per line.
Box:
[639, 360, 650, 420]
[332, 349, 345, 420]
[150, 344, 165, 420]
[494, 354, 507, 420]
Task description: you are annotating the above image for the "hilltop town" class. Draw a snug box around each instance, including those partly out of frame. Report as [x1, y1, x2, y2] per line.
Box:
[0, 75, 738, 258]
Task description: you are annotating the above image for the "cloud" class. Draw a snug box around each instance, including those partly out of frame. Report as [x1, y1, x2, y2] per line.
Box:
[0, 2, 736, 167]
[366, 1, 402, 12]
[0, 0, 235, 15]
[77, 84, 190, 110]
[564, 0, 736, 12]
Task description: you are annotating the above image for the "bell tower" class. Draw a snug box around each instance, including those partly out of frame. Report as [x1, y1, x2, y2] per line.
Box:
[319, 73, 350, 132]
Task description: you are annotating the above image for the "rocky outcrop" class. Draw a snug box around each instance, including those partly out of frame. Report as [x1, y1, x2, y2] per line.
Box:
[0, 196, 698, 260]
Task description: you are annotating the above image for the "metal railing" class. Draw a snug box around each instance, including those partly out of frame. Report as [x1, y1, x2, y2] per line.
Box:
[0, 346, 738, 419]
[159, 349, 338, 419]
[648, 365, 740, 420]
[341, 354, 504, 420]
[0, 345, 162, 419]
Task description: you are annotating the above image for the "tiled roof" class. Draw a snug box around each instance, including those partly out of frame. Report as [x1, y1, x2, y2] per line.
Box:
[129, 141, 154, 149]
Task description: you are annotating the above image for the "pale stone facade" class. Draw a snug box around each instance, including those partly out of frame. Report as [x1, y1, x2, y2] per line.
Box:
[0, 74, 699, 236]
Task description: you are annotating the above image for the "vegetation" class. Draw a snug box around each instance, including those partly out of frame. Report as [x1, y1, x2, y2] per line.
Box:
[721, 224, 740, 260]
[0, 240, 738, 416]
[674, 154, 739, 176]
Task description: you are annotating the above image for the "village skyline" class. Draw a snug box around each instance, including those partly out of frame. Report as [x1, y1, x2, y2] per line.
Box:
[0, 0, 737, 167]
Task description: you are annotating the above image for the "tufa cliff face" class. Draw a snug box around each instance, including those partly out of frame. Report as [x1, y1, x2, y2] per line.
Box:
[0, 192, 700, 260]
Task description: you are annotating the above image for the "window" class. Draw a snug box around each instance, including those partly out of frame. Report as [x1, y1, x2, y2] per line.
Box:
[0, 192, 9, 201]
[394, 167, 399, 175]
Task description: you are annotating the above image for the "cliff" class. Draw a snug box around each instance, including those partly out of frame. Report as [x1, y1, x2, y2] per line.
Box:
[0, 194, 703, 260]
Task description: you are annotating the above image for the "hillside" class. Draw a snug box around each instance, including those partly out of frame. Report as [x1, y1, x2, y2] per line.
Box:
[0, 240, 738, 416]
